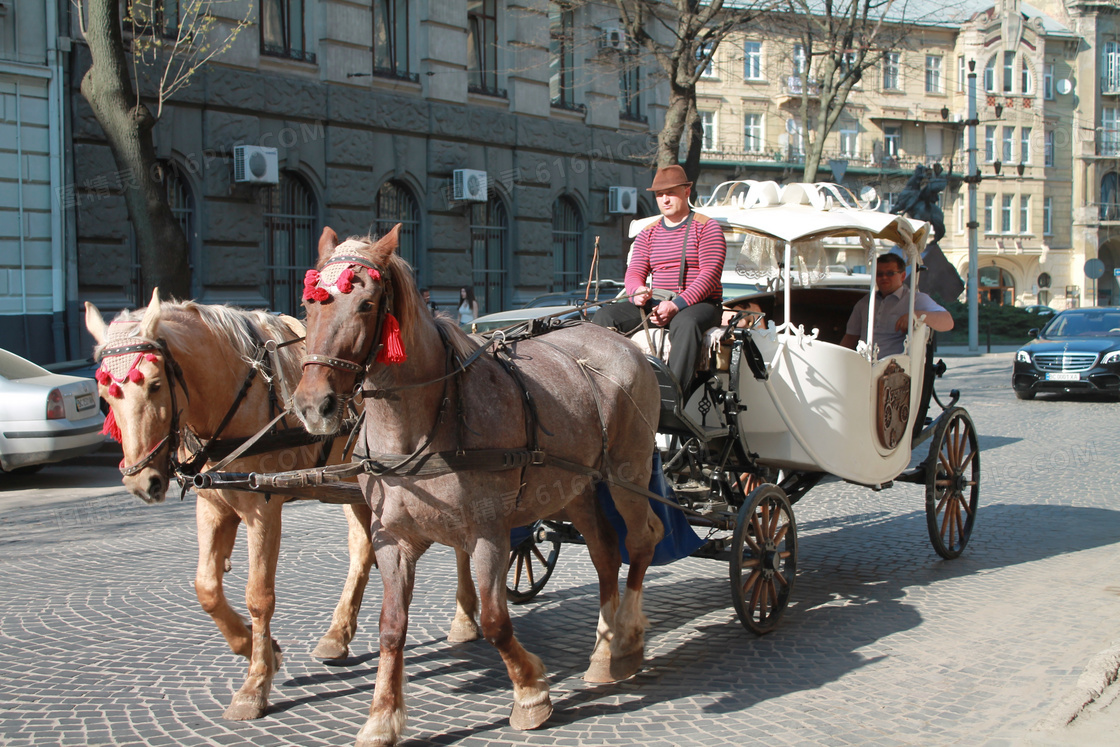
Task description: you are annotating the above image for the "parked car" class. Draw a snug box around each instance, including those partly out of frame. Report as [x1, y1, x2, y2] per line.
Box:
[523, 280, 626, 309]
[465, 304, 589, 335]
[0, 348, 106, 473]
[1022, 304, 1057, 318]
[1012, 309, 1120, 400]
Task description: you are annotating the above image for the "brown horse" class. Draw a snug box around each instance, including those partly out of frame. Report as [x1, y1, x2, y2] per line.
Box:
[292, 225, 664, 746]
[84, 293, 482, 721]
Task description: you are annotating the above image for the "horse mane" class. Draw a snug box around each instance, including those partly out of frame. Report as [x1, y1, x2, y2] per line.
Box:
[343, 234, 479, 362]
[101, 301, 306, 386]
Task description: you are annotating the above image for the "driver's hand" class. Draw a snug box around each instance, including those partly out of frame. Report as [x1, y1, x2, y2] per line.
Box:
[895, 314, 910, 332]
[631, 286, 652, 306]
[650, 300, 679, 326]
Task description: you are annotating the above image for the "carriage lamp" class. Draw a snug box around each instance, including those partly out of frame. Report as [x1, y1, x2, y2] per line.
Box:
[1016, 350, 1031, 363]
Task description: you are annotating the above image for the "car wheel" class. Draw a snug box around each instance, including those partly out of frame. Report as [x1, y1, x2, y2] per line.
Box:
[1014, 389, 1035, 401]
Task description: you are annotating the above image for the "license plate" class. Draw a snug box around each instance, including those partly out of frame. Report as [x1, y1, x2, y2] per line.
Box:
[1046, 372, 1081, 382]
[76, 393, 96, 411]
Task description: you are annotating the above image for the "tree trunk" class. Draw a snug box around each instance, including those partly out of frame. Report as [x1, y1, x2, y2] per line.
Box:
[657, 87, 693, 169]
[80, 0, 191, 301]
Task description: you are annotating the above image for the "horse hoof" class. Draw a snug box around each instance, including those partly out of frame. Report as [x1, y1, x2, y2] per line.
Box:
[510, 696, 552, 731]
[223, 698, 267, 721]
[311, 635, 350, 660]
[447, 618, 481, 644]
[583, 650, 643, 683]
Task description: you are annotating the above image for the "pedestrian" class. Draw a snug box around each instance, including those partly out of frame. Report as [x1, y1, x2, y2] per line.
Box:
[591, 164, 726, 395]
[419, 288, 438, 315]
[458, 286, 479, 324]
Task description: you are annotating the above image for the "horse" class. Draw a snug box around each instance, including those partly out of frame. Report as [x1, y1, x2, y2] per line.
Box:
[291, 225, 665, 746]
[84, 293, 483, 721]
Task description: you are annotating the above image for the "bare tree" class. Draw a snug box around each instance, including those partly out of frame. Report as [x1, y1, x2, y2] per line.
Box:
[773, 0, 928, 182]
[614, 0, 763, 181]
[75, 0, 248, 300]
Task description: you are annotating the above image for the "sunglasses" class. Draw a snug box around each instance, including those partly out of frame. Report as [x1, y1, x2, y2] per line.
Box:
[876, 270, 902, 277]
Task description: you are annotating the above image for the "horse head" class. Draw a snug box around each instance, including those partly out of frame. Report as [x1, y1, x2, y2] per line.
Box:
[294, 224, 426, 435]
[85, 289, 177, 503]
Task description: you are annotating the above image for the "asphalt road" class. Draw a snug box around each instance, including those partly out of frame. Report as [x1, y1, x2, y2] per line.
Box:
[1, 351, 1118, 746]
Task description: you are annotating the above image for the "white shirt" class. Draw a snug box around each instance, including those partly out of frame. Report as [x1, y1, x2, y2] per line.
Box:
[845, 283, 946, 356]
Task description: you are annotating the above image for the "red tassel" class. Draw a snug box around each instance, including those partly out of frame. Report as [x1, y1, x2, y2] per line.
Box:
[128, 368, 144, 384]
[101, 408, 122, 442]
[376, 313, 406, 364]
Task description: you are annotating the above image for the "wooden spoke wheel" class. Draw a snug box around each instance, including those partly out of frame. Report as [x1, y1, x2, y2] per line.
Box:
[924, 407, 980, 559]
[730, 484, 797, 635]
[506, 521, 561, 604]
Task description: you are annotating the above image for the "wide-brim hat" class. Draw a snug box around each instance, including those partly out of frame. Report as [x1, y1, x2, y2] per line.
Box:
[646, 164, 692, 192]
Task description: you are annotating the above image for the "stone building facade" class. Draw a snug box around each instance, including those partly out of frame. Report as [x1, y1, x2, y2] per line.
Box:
[694, 0, 1120, 310]
[53, 0, 668, 363]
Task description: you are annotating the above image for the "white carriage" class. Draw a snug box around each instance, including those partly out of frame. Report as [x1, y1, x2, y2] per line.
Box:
[504, 181, 981, 633]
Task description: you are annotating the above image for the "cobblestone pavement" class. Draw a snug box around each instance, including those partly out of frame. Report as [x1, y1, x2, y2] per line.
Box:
[2, 352, 1118, 746]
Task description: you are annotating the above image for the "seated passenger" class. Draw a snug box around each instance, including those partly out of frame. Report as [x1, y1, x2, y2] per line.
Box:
[840, 252, 954, 357]
[592, 165, 726, 394]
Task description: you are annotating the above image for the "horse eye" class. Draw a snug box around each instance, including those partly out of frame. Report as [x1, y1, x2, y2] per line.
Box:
[147, 381, 162, 394]
[358, 300, 374, 313]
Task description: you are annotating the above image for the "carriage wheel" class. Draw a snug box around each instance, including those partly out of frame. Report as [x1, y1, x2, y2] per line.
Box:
[924, 407, 980, 559]
[730, 485, 797, 635]
[506, 521, 561, 604]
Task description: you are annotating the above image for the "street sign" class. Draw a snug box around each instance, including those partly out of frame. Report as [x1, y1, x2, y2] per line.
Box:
[1084, 258, 1105, 279]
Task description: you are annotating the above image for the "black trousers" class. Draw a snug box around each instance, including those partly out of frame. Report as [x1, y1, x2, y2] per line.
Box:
[592, 299, 721, 393]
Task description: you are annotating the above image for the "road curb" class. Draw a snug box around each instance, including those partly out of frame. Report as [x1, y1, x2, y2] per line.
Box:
[1032, 642, 1120, 731]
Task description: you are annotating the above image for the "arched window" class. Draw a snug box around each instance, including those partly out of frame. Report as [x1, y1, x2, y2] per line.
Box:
[260, 172, 317, 314]
[551, 196, 584, 291]
[470, 195, 508, 314]
[1101, 172, 1120, 221]
[129, 161, 195, 305]
[978, 265, 1015, 305]
[374, 180, 420, 268]
[983, 55, 997, 92]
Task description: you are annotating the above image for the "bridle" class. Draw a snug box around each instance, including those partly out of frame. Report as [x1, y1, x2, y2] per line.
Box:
[300, 254, 400, 387]
[96, 337, 189, 477]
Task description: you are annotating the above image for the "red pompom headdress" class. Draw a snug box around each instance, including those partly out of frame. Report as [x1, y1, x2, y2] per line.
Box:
[303, 255, 406, 365]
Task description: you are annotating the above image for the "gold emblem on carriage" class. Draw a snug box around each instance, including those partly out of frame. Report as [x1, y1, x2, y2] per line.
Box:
[876, 360, 911, 450]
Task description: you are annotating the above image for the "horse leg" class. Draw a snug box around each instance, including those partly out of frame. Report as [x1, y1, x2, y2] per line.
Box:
[474, 539, 552, 731]
[599, 484, 663, 682]
[312, 502, 376, 660]
[356, 538, 417, 747]
[561, 494, 626, 683]
[223, 499, 284, 721]
[447, 548, 481, 643]
[194, 493, 251, 658]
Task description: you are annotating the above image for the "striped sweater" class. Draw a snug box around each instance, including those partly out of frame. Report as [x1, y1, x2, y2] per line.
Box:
[626, 214, 726, 309]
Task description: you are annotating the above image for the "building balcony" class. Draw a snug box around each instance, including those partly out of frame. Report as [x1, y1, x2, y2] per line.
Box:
[1093, 202, 1120, 223]
[699, 146, 951, 176]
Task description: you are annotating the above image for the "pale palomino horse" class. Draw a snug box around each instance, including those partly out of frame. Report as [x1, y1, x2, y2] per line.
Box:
[84, 293, 483, 721]
[292, 225, 664, 746]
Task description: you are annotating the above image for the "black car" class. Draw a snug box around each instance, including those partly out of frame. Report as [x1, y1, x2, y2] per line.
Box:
[1012, 309, 1120, 400]
[523, 280, 625, 309]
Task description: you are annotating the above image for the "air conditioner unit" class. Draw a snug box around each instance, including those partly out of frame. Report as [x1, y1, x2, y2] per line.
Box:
[452, 169, 488, 202]
[600, 26, 627, 51]
[233, 145, 279, 185]
[608, 186, 638, 214]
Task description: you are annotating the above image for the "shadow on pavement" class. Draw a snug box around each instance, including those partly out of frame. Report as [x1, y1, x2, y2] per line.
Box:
[372, 501, 1120, 742]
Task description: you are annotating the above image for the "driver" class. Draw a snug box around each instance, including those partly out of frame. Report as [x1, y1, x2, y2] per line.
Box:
[592, 165, 726, 395]
[840, 252, 954, 356]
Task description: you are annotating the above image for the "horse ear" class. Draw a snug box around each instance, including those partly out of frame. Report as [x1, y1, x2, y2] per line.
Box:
[138, 288, 162, 339]
[84, 302, 108, 344]
[382, 223, 402, 255]
[318, 226, 339, 264]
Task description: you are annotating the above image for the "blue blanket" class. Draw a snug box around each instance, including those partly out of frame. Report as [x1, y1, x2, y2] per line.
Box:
[596, 451, 706, 566]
